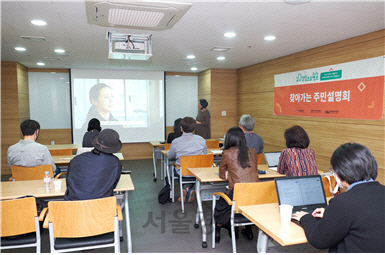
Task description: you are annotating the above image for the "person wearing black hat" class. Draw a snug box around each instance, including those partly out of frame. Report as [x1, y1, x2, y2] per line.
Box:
[65, 129, 123, 201]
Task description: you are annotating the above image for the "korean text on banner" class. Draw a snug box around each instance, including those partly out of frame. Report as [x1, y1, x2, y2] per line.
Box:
[274, 56, 384, 120]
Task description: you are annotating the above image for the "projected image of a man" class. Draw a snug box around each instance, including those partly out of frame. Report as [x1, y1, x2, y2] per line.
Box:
[87, 83, 118, 122]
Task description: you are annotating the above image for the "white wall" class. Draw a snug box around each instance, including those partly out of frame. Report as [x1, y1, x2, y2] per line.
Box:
[165, 75, 198, 126]
[29, 72, 71, 129]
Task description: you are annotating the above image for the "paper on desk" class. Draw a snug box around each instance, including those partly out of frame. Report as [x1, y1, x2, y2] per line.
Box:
[211, 150, 223, 154]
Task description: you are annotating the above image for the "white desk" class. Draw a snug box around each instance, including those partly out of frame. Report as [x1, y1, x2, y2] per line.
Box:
[52, 152, 124, 165]
[149, 141, 165, 182]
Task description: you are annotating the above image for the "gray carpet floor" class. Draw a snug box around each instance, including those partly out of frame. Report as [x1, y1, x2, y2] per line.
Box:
[1, 159, 327, 253]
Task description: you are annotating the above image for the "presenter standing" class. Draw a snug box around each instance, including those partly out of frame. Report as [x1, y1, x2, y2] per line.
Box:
[195, 99, 211, 139]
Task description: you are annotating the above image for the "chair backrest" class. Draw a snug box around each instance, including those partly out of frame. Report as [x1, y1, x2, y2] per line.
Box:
[49, 148, 73, 156]
[1, 197, 37, 237]
[76, 147, 93, 155]
[322, 175, 336, 197]
[257, 153, 262, 165]
[232, 181, 278, 213]
[205, 140, 220, 149]
[11, 164, 53, 181]
[180, 154, 214, 176]
[48, 196, 116, 238]
[164, 143, 171, 151]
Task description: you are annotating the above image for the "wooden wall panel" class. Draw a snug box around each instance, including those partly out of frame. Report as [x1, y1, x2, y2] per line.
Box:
[28, 68, 69, 73]
[17, 63, 29, 122]
[237, 29, 385, 185]
[120, 143, 152, 160]
[1, 62, 22, 174]
[33, 129, 153, 160]
[198, 70, 211, 97]
[37, 129, 72, 145]
[210, 69, 237, 138]
[166, 126, 173, 140]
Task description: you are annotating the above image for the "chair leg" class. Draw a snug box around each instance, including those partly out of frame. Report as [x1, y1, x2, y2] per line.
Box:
[230, 204, 236, 253]
[231, 223, 236, 253]
[35, 217, 41, 253]
[212, 196, 216, 249]
[48, 222, 56, 253]
[180, 178, 185, 213]
[114, 216, 120, 253]
[171, 167, 175, 202]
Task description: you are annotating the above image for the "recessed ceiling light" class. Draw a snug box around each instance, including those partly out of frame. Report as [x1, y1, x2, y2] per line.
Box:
[60, 78, 64, 80]
[191, 67, 197, 71]
[55, 49, 65, 53]
[31, 20, 47, 26]
[37, 62, 45, 66]
[15, 47, 26, 51]
[217, 56, 225, 60]
[224, 32, 236, 38]
[264, 35, 276, 41]
[186, 55, 195, 59]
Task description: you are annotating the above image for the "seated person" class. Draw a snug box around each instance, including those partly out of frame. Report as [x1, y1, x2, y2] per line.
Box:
[65, 129, 122, 201]
[277, 125, 317, 176]
[7, 119, 58, 175]
[167, 118, 182, 143]
[239, 114, 264, 154]
[82, 118, 101, 147]
[292, 143, 385, 253]
[214, 127, 260, 243]
[167, 117, 207, 203]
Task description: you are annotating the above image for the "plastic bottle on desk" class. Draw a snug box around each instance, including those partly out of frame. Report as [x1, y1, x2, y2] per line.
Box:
[44, 171, 51, 191]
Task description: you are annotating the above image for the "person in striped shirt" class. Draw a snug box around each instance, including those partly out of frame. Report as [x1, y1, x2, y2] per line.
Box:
[277, 125, 317, 176]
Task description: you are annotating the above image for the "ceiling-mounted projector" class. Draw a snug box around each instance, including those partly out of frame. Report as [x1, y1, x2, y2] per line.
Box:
[107, 32, 152, 60]
[86, 0, 192, 31]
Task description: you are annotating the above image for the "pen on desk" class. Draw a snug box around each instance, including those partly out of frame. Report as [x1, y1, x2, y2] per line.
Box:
[60, 158, 71, 160]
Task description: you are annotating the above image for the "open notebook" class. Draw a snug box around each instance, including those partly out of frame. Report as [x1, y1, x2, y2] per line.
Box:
[275, 175, 327, 214]
[264, 152, 281, 171]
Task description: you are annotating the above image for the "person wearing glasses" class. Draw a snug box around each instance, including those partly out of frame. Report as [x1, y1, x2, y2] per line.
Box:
[292, 143, 385, 253]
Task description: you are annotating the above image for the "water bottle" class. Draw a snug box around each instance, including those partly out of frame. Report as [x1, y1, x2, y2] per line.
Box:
[44, 171, 51, 191]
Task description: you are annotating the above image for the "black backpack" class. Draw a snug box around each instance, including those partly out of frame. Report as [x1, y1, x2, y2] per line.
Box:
[158, 179, 171, 204]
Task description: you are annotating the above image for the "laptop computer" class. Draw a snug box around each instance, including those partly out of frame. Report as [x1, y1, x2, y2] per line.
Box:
[275, 175, 327, 214]
[264, 152, 281, 171]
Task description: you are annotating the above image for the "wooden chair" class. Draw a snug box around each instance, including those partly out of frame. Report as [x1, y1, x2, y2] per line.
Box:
[49, 148, 73, 156]
[205, 140, 220, 149]
[1, 197, 41, 252]
[164, 143, 171, 151]
[41, 196, 122, 253]
[9, 165, 66, 181]
[321, 175, 336, 197]
[212, 181, 278, 253]
[173, 154, 214, 213]
[257, 153, 262, 165]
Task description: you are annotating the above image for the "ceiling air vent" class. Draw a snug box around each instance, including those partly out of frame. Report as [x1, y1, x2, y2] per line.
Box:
[85, 0, 192, 31]
[44, 57, 62, 61]
[210, 46, 232, 52]
[21, 36, 47, 42]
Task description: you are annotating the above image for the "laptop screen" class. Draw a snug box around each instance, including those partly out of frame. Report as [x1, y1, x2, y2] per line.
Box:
[264, 152, 281, 167]
[275, 175, 327, 208]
